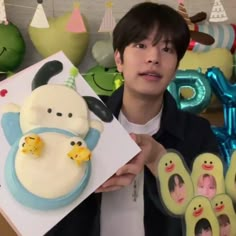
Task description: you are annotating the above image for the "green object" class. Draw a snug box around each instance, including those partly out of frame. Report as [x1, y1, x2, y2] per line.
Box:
[28, 13, 89, 66]
[84, 65, 123, 97]
[0, 22, 25, 72]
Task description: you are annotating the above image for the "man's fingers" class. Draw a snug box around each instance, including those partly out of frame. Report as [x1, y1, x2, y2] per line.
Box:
[130, 133, 147, 147]
[101, 173, 135, 188]
[116, 154, 145, 176]
[95, 186, 122, 193]
[116, 162, 142, 176]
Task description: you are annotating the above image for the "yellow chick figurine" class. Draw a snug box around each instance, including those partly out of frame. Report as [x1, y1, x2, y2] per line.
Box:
[157, 151, 194, 216]
[211, 193, 236, 236]
[20, 133, 44, 157]
[225, 151, 236, 203]
[185, 195, 219, 236]
[191, 153, 225, 200]
[67, 142, 91, 166]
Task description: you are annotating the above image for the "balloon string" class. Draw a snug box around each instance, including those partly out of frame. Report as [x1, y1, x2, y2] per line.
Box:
[52, 0, 55, 18]
[5, 3, 35, 9]
[81, 73, 121, 76]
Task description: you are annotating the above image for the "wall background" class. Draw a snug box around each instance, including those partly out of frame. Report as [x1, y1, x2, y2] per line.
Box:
[4, 0, 236, 73]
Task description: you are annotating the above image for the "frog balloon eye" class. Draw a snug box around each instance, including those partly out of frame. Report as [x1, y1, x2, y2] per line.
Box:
[47, 108, 52, 113]
[68, 113, 73, 118]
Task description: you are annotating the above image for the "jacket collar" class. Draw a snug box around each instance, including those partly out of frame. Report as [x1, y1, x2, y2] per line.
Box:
[106, 86, 185, 141]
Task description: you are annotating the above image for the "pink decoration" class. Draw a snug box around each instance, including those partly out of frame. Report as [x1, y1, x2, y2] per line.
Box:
[66, 5, 86, 33]
[178, 0, 184, 4]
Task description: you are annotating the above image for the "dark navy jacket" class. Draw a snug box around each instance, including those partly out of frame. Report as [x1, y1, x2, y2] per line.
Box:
[46, 87, 219, 236]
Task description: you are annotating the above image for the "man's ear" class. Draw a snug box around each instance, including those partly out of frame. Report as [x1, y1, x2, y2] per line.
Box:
[114, 50, 123, 73]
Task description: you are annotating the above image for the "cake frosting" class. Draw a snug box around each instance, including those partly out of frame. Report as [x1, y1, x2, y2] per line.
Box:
[1, 61, 105, 210]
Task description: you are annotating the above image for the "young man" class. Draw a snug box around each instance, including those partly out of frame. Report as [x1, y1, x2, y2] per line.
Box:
[47, 2, 219, 236]
[168, 174, 187, 204]
[197, 174, 217, 200]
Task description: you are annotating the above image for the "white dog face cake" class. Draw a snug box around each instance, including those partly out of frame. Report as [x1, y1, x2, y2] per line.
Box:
[1, 61, 112, 210]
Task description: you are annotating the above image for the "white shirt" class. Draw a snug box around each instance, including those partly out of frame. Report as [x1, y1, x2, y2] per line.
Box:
[101, 109, 162, 236]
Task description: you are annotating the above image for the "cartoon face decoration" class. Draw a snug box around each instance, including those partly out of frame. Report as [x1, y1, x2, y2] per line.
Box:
[0, 23, 25, 72]
[191, 153, 225, 200]
[211, 194, 236, 236]
[20, 85, 90, 137]
[157, 151, 194, 216]
[225, 151, 236, 202]
[84, 65, 123, 97]
[185, 196, 219, 236]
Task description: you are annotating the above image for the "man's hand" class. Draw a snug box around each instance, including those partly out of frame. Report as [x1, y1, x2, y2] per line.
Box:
[96, 133, 166, 193]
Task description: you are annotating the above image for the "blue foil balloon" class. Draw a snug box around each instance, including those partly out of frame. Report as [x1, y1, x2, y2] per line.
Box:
[168, 69, 212, 114]
[206, 67, 236, 166]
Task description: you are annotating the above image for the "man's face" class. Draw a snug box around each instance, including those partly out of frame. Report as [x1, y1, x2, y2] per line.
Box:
[114, 30, 178, 99]
[170, 175, 186, 204]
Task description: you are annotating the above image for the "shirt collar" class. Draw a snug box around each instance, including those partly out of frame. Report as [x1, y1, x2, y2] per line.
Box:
[106, 86, 185, 141]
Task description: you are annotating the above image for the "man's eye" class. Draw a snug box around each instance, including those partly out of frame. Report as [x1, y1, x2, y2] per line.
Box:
[163, 47, 171, 52]
[135, 43, 146, 49]
[163, 46, 175, 53]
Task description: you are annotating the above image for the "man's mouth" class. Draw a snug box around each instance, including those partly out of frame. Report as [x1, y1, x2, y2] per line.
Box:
[177, 198, 184, 204]
[139, 72, 163, 80]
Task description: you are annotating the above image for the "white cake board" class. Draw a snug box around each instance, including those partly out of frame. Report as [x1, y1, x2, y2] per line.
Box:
[0, 51, 140, 236]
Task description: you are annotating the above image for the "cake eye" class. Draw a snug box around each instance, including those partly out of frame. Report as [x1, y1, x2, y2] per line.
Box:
[70, 141, 75, 146]
[170, 160, 172, 164]
[221, 201, 223, 204]
[204, 161, 207, 164]
[194, 207, 196, 210]
[47, 108, 52, 113]
[165, 163, 168, 166]
[68, 113, 73, 118]
[199, 204, 201, 208]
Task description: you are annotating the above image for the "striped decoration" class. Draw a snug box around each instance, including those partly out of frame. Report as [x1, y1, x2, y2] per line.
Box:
[98, 2, 116, 33]
[189, 24, 236, 53]
[178, 2, 194, 30]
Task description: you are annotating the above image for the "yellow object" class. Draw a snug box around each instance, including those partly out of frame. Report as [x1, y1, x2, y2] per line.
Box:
[67, 144, 91, 165]
[191, 153, 225, 199]
[106, 1, 113, 8]
[21, 134, 44, 157]
[225, 151, 236, 203]
[179, 48, 233, 79]
[211, 193, 236, 236]
[185, 196, 219, 235]
[157, 151, 194, 216]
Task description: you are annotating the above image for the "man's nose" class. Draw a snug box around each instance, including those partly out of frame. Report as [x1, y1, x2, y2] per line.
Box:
[146, 48, 159, 64]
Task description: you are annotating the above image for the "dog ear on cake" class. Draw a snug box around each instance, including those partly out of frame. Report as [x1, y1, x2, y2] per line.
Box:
[31, 60, 113, 122]
[31, 60, 63, 90]
[83, 96, 113, 122]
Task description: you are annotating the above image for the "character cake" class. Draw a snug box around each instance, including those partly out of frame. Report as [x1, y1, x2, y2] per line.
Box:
[1, 60, 113, 210]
